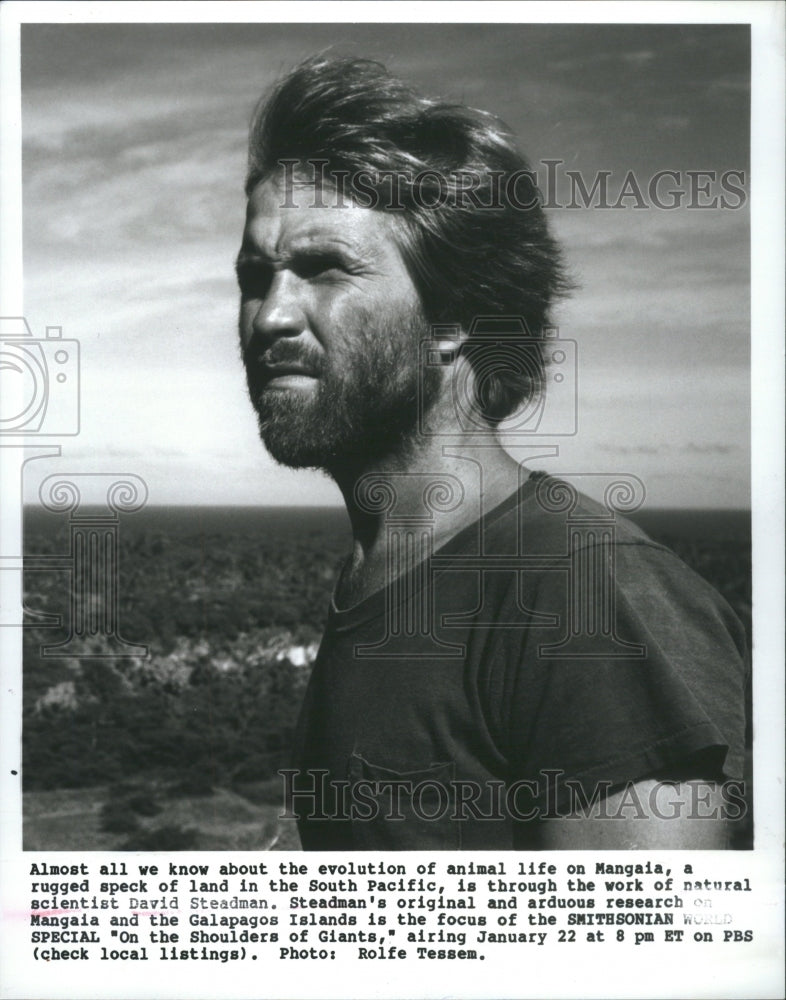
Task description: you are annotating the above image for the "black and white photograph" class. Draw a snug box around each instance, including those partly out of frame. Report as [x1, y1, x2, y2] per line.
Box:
[1, 3, 783, 998]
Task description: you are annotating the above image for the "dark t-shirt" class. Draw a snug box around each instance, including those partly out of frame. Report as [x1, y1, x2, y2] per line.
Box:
[290, 473, 747, 849]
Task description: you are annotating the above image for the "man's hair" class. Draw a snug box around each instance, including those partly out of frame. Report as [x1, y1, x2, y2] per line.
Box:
[246, 55, 571, 422]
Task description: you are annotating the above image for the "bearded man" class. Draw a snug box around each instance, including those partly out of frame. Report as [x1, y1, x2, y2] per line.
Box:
[236, 56, 747, 850]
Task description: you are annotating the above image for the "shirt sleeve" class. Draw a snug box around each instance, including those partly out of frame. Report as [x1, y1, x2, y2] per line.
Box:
[493, 540, 748, 810]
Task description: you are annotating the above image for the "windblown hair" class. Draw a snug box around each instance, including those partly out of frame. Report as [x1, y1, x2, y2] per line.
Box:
[246, 55, 572, 422]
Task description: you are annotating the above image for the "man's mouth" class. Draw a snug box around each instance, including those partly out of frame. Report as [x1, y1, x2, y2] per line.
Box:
[260, 363, 317, 386]
[244, 342, 324, 403]
[250, 361, 321, 397]
[262, 363, 315, 377]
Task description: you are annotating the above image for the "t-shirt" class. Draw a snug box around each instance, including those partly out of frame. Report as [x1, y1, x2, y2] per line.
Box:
[289, 473, 748, 850]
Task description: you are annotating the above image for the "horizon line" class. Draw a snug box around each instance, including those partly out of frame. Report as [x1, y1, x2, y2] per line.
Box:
[23, 502, 752, 512]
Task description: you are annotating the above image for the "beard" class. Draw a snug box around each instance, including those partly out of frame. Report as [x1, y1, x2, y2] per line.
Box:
[243, 304, 442, 474]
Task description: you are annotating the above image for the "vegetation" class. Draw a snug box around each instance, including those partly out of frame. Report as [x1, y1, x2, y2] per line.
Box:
[21, 505, 752, 849]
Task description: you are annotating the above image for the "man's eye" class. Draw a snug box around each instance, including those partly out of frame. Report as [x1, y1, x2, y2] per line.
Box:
[236, 262, 272, 298]
[295, 255, 344, 279]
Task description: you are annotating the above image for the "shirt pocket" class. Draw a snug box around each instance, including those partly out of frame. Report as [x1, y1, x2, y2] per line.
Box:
[347, 753, 461, 850]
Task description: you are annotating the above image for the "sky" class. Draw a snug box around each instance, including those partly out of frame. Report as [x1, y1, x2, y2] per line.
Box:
[17, 20, 751, 508]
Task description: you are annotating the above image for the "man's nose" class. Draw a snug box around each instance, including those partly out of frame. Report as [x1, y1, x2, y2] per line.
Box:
[249, 270, 307, 346]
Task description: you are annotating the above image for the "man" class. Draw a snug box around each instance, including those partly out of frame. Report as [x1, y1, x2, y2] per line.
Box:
[237, 56, 747, 849]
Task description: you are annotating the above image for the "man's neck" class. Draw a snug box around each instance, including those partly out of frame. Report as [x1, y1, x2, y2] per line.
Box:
[331, 429, 527, 609]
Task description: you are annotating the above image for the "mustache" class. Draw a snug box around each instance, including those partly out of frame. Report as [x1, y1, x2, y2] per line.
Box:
[244, 340, 325, 377]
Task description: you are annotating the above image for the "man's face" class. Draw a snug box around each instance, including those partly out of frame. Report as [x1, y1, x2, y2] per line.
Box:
[237, 175, 440, 472]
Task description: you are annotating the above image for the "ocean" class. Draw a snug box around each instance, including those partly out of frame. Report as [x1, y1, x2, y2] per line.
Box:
[23, 503, 751, 544]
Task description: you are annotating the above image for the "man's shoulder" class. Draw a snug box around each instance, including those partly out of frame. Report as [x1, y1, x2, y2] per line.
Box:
[467, 472, 746, 648]
[476, 470, 656, 556]
[471, 472, 741, 619]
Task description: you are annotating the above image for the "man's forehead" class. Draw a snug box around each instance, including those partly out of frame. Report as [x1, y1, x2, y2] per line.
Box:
[243, 175, 397, 255]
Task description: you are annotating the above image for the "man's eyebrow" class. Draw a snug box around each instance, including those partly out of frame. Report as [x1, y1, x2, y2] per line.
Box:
[236, 235, 379, 269]
[235, 249, 273, 266]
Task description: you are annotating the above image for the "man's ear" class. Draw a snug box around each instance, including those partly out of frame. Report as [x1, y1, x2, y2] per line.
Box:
[428, 323, 465, 366]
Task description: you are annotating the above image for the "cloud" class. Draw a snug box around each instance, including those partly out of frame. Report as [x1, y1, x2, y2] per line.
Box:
[704, 74, 751, 99]
[17, 23, 751, 508]
[682, 442, 737, 455]
[597, 443, 662, 456]
[621, 50, 656, 67]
